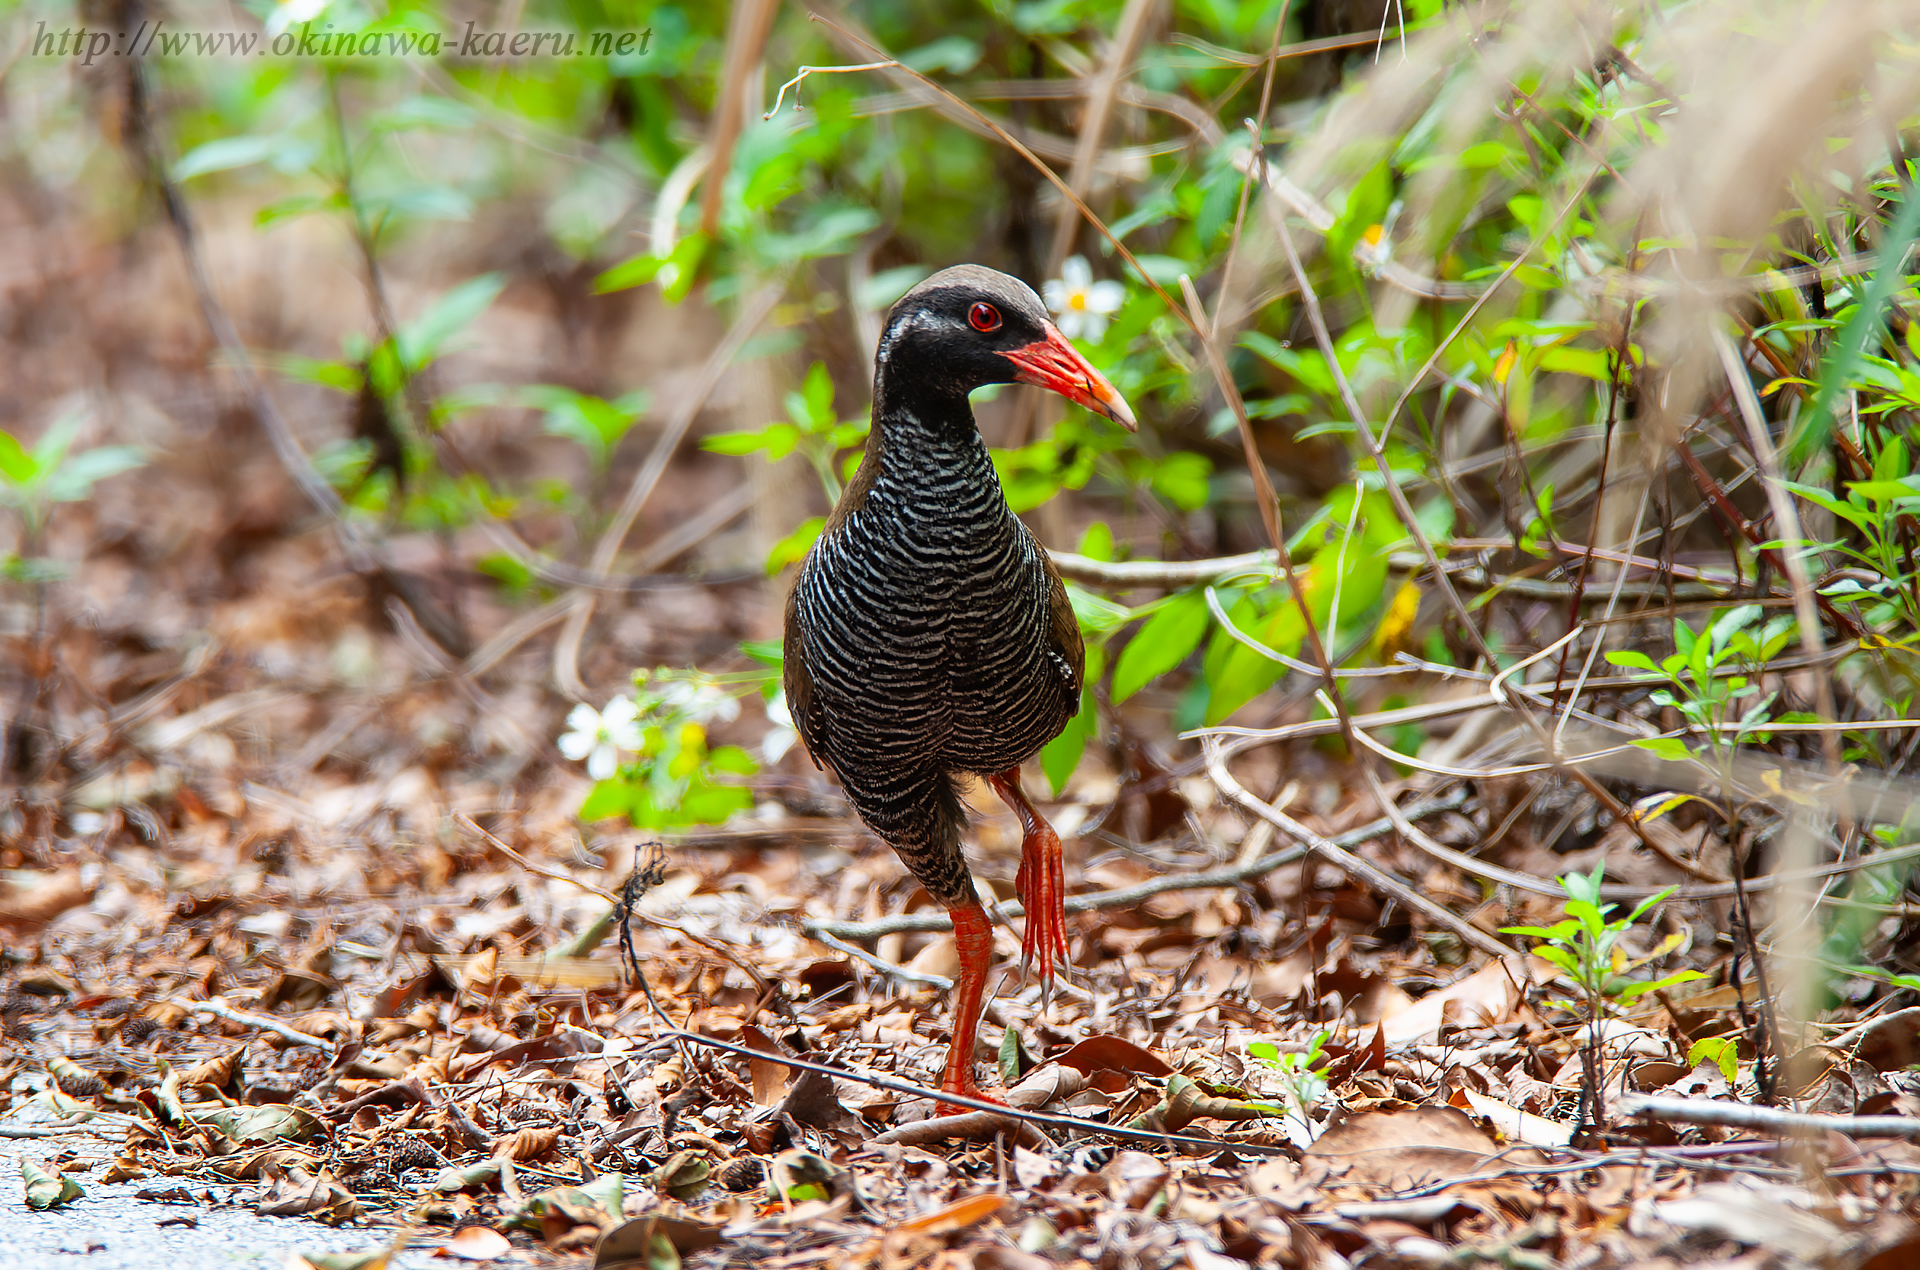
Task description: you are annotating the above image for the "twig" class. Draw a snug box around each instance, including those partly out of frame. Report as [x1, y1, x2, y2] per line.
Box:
[804, 790, 1466, 940]
[124, 52, 359, 558]
[1046, 541, 1744, 596]
[470, 482, 757, 600]
[701, 0, 782, 236]
[170, 999, 337, 1053]
[453, 813, 618, 901]
[806, 927, 954, 988]
[1618, 1093, 1920, 1140]
[872, 1110, 1050, 1148]
[1203, 743, 1516, 959]
[1714, 325, 1842, 766]
[1043, 0, 1158, 279]
[664, 1030, 1287, 1155]
[766, 62, 897, 116]
[553, 280, 785, 698]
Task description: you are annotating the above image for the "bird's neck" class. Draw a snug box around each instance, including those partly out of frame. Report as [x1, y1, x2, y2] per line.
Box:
[825, 395, 998, 536]
[869, 395, 990, 477]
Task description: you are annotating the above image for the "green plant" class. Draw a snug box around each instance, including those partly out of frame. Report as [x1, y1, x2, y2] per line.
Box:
[702, 360, 870, 573]
[1687, 1036, 1739, 1085]
[1503, 863, 1702, 1123]
[1605, 605, 1801, 769]
[1503, 864, 1701, 1015]
[569, 668, 765, 831]
[0, 412, 145, 582]
[1247, 1029, 1331, 1135]
[1787, 432, 1920, 642]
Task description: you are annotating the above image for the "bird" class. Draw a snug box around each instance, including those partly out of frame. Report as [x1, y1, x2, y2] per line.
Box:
[783, 264, 1136, 1109]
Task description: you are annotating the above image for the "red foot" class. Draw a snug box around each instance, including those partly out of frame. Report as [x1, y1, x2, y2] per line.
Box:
[935, 1067, 1008, 1117]
[990, 769, 1069, 981]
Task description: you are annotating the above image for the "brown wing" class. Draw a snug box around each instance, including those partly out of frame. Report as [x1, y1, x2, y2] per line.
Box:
[782, 580, 828, 771]
[1042, 551, 1086, 717]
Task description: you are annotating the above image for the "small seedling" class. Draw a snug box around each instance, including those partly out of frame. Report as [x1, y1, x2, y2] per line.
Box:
[0, 412, 144, 581]
[1503, 863, 1703, 1015]
[1605, 605, 1800, 769]
[1247, 1029, 1331, 1138]
[1504, 863, 1703, 1125]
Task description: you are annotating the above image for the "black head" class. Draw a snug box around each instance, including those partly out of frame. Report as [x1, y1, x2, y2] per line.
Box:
[874, 264, 1135, 429]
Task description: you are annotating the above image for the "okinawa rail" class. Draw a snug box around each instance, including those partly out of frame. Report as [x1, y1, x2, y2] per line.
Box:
[784, 264, 1136, 1107]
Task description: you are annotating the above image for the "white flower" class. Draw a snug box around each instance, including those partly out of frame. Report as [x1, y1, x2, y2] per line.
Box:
[1042, 256, 1126, 342]
[654, 678, 740, 725]
[266, 0, 328, 37]
[761, 691, 799, 764]
[558, 697, 643, 781]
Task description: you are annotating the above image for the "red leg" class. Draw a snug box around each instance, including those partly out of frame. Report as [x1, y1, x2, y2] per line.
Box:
[937, 899, 999, 1115]
[989, 768, 1068, 982]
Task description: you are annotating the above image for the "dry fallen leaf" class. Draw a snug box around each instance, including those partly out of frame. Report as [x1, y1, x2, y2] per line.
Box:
[433, 1225, 512, 1261]
[1302, 1105, 1517, 1193]
[1050, 1034, 1175, 1078]
[896, 1192, 1006, 1233]
[1379, 957, 1532, 1044]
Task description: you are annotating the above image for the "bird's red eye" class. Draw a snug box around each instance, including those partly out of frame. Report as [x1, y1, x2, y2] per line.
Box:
[968, 302, 1002, 333]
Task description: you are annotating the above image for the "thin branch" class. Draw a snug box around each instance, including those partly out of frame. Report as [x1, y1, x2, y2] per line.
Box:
[1204, 744, 1516, 959]
[807, 790, 1466, 940]
[664, 1029, 1288, 1155]
[1619, 1093, 1920, 1141]
[170, 999, 337, 1053]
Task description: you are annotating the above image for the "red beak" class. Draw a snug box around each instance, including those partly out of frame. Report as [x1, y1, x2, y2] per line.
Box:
[1001, 322, 1137, 430]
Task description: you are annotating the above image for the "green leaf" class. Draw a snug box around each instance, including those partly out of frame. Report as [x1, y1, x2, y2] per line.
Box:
[274, 354, 363, 394]
[1112, 590, 1210, 702]
[707, 745, 758, 776]
[46, 447, 146, 502]
[1150, 452, 1213, 511]
[1536, 346, 1613, 381]
[704, 423, 799, 459]
[1065, 583, 1134, 636]
[256, 193, 339, 228]
[796, 361, 837, 430]
[1791, 189, 1920, 463]
[998, 1025, 1025, 1087]
[1687, 1036, 1739, 1084]
[0, 431, 36, 484]
[399, 274, 506, 371]
[477, 552, 534, 593]
[596, 252, 663, 293]
[579, 779, 635, 822]
[1618, 969, 1707, 1000]
[1533, 946, 1580, 976]
[1605, 649, 1660, 673]
[1040, 685, 1095, 796]
[1077, 521, 1115, 562]
[172, 134, 277, 181]
[1633, 736, 1693, 762]
[677, 780, 752, 825]
[1041, 647, 1103, 796]
[767, 517, 824, 575]
[1499, 924, 1570, 939]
